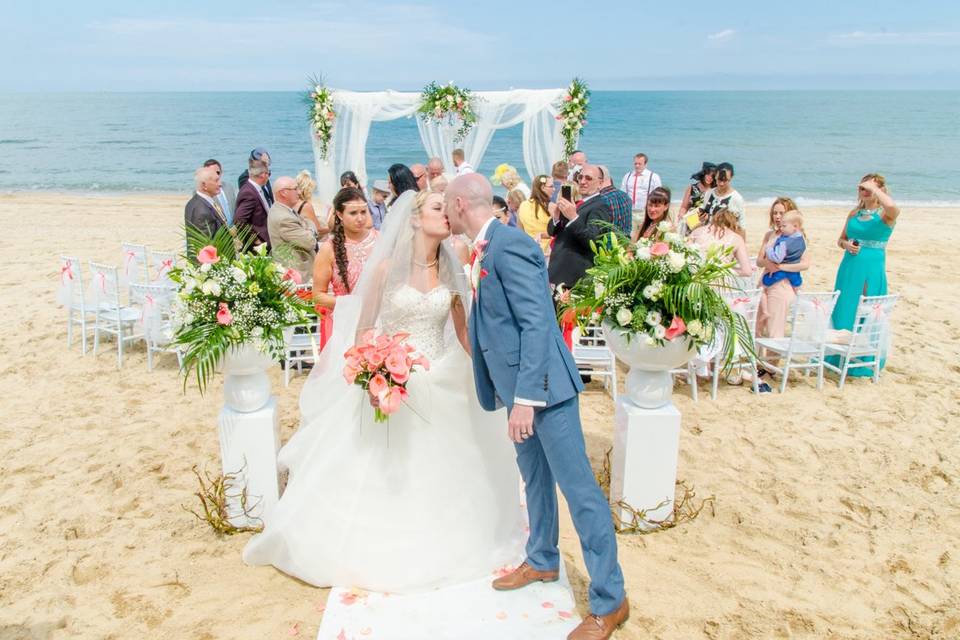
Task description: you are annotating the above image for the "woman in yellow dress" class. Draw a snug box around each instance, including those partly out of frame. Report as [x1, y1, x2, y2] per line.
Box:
[517, 175, 554, 254]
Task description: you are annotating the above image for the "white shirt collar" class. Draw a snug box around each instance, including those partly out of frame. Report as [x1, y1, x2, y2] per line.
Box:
[582, 192, 600, 202]
[196, 191, 217, 207]
[475, 216, 497, 245]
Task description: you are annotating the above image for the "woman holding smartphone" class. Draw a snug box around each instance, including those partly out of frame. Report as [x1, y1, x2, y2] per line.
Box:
[829, 173, 899, 375]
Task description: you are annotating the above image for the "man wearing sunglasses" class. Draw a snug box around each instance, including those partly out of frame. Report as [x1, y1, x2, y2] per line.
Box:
[547, 164, 612, 292]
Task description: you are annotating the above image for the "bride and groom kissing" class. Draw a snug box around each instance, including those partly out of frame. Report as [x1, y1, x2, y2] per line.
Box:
[244, 174, 629, 639]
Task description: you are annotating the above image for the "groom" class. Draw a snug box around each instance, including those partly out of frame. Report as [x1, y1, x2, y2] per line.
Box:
[445, 175, 628, 640]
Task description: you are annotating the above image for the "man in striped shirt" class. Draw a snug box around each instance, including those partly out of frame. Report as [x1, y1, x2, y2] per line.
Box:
[598, 165, 633, 236]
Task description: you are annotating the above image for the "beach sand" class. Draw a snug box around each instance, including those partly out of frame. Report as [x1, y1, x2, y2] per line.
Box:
[1, 192, 957, 639]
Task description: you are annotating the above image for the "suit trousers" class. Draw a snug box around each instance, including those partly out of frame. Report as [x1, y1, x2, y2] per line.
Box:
[515, 396, 625, 615]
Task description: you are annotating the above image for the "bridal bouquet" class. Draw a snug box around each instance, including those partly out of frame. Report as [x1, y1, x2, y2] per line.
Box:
[170, 226, 314, 393]
[343, 331, 430, 423]
[559, 224, 753, 366]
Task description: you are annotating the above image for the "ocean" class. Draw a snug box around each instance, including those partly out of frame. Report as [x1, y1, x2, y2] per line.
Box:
[1, 91, 957, 204]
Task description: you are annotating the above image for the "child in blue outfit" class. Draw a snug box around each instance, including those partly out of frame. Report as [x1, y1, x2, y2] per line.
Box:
[762, 210, 807, 289]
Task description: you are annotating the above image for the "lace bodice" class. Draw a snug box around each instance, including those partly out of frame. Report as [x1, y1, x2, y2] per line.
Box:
[330, 230, 379, 296]
[379, 285, 452, 361]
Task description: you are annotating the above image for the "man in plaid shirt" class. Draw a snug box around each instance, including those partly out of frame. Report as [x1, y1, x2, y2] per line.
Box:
[597, 165, 633, 237]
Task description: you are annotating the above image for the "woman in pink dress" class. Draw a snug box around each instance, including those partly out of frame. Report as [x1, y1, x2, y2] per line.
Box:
[311, 187, 378, 346]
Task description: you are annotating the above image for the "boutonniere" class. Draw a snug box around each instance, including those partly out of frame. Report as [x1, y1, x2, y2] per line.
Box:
[469, 239, 489, 297]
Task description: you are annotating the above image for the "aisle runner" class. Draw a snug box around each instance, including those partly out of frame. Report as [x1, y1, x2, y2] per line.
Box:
[316, 564, 580, 640]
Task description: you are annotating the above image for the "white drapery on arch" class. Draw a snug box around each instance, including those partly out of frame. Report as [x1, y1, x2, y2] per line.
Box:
[312, 88, 567, 204]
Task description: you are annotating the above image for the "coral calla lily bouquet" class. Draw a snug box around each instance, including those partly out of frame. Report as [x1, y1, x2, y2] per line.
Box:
[169, 226, 315, 393]
[559, 225, 753, 367]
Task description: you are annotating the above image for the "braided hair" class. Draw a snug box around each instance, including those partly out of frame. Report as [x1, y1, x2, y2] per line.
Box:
[331, 187, 368, 293]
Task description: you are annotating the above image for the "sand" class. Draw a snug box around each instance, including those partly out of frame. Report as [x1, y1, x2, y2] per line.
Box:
[0, 191, 957, 639]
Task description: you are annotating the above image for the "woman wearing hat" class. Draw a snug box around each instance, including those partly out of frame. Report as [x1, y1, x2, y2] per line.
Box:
[679, 161, 717, 221]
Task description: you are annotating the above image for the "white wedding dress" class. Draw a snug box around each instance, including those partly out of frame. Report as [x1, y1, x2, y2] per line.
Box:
[243, 283, 527, 592]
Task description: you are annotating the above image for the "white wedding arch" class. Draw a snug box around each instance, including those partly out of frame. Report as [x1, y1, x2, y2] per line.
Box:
[310, 88, 570, 203]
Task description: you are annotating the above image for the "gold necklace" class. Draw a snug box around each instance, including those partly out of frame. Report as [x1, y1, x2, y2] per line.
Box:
[414, 257, 438, 268]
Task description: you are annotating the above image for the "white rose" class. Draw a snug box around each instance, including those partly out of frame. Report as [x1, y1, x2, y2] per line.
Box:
[183, 278, 196, 293]
[201, 279, 221, 297]
[645, 336, 656, 346]
[616, 308, 633, 326]
[200, 262, 212, 273]
[657, 221, 671, 233]
[642, 285, 656, 299]
[230, 267, 247, 283]
[667, 251, 685, 273]
[594, 282, 605, 298]
[635, 247, 651, 260]
[654, 325, 666, 339]
[645, 310, 662, 326]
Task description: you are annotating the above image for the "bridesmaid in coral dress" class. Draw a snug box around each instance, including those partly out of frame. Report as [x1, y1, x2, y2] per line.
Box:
[311, 187, 378, 347]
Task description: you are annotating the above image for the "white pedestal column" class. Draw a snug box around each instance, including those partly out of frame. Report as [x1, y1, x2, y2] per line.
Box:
[217, 397, 281, 528]
[609, 399, 681, 529]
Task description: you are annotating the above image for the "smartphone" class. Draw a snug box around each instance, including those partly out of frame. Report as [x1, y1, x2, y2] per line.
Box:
[851, 239, 860, 246]
[561, 184, 572, 201]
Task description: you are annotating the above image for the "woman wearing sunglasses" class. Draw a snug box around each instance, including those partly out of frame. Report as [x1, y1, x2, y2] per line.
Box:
[696, 162, 746, 232]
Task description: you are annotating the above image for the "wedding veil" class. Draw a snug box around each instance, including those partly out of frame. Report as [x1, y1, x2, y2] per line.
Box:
[298, 190, 470, 425]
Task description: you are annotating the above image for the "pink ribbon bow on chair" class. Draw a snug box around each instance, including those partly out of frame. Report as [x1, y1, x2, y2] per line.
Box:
[140, 294, 155, 321]
[811, 298, 827, 315]
[95, 271, 107, 294]
[730, 296, 750, 311]
[869, 303, 886, 321]
[124, 250, 137, 277]
[155, 259, 173, 278]
[60, 261, 74, 284]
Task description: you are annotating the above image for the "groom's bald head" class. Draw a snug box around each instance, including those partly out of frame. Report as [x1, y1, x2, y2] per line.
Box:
[444, 173, 493, 238]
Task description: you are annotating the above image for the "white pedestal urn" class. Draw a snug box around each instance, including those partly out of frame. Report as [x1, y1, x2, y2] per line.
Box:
[602, 321, 695, 529]
[217, 344, 281, 528]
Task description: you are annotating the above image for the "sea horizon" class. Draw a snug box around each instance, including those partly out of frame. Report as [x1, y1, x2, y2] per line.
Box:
[3, 90, 958, 203]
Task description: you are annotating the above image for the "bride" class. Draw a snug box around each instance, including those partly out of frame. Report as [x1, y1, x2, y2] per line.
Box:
[243, 190, 527, 591]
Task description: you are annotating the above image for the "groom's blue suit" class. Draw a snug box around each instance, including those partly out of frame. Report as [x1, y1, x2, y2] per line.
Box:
[468, 220, 625, 616]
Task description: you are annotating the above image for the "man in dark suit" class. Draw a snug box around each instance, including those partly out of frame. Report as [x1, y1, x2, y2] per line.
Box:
[234, 158, 272, 250]
[547, 164, 612, 291]
[236, 147, 273, 206]
[203, 158, 236, 224]
[184, 165, 228, 241]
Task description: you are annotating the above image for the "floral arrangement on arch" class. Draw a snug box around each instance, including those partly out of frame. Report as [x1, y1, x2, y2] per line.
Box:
[306, 76, 336, 160]
[559, 224, 753, 365]
[169, 226, 315, 393]
[556, 78, 590, 158]
[416, 81, 478, 142]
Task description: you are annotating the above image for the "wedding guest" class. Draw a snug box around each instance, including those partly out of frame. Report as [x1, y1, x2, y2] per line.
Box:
[387, 163, 419, 205]
[452, 148, 474, 176]
[267, 176, 319, 279]
[234, 158, 272, 250]
[679, 162, 717, 219]
[185, 165, 228, 238]
[620, 153, 662, 220]
[829, 173, 899, 375]
[631, 187, 674, 242]
[761, 210, 807, 290]
[203, 159, 236, 224]
[548, 164, 612, 290]
[518, 175, 553, 253]
[567, 150, 587, 179]
[237, 147, 273, 205]
[757, 221, 811, 340]
[688, 208, 752, 276]
[757, 197, 797, 267]
[340, 171, 361, 190]
[506, 189, 524, 227]
[697, 162, 745, 229]
[294, 170, 326, 240]
[426, 157, 445, 181]
[368, 179, 390, 230]
[598, 165, 633, 236]
[430, 175, 448, 194]
[500, 168, 531, 199]
[550, 161, 567, 203]
[312, 187, 378, 309]
[492, 195, 513, 226]
[410, 163, 429, 191]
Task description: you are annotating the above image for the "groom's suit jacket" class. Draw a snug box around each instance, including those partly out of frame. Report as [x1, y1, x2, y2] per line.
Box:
[468, 221, 583, 411]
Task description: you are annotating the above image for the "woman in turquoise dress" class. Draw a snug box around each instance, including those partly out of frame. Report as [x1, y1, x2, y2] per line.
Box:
[830, 174, 900, 375]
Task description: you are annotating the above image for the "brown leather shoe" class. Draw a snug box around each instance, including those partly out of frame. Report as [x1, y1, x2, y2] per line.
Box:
[491, 561, 559, 591]
[567, 599, 629, 640]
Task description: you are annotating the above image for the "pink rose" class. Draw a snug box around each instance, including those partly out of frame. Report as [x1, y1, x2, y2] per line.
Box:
[197, 246, 220, 264]
[650, 242, 670, 257]
[665, 316, 687, 341]
[216, 302, 232, 325]
[564, 95, 572, 102]
[368, 373, 389, 398]
[282, 268, 303, 284]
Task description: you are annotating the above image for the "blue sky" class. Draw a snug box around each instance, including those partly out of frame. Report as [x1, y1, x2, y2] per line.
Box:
[7, 1, 960, 90]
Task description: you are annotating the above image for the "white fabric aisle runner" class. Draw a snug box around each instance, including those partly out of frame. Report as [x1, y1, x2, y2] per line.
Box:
[316, 564, 580, 640]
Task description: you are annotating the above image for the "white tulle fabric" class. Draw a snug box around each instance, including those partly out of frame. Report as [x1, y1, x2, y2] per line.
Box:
[313, 88, 567, 203]
[243, 192, 526, 592]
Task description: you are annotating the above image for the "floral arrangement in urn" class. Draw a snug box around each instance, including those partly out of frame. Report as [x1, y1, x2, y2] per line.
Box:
[306, 75, 336, 160]
[170, 227, 315, 393]
[416, 81, 478, 142]
[559, 224, 752, 366]
[556, 78, 590, 158]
